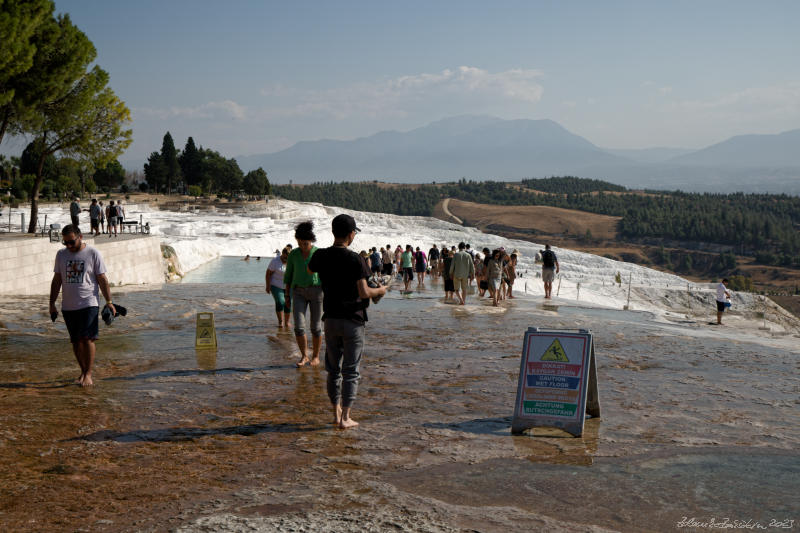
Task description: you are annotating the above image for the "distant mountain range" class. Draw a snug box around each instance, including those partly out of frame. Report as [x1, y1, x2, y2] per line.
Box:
[232, 115, 799, 195]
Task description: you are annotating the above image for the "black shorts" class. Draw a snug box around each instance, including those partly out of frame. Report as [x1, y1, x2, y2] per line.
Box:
[444, 279, 455, 292]
[716, 301, 727, 313]
[479, 280, 488, 290]
[403, 267, 414, 281]
[90, 218, 99, 230]
[382, 264, 393, 276]
[63, 306, 99, 343]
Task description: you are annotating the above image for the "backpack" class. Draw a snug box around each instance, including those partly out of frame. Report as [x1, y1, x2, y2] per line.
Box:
[542, 250, 556, 269]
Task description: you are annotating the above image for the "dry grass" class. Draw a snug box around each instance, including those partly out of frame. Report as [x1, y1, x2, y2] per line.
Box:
[441, 198, 621, 240]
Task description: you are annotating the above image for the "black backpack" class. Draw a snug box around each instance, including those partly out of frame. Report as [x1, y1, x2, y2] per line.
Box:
[542, 250, 556, 268]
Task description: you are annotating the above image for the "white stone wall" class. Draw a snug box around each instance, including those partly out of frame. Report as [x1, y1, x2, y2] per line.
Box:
[0, 235, 165, 296]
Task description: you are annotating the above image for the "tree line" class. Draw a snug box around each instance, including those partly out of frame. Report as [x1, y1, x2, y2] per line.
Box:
[1, 0, 132, 232]
[143, 132, 271, 197]
[273, 179, 800, 267]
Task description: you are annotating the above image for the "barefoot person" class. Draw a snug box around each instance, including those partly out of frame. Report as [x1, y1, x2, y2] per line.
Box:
[541, 244, 559, 299]
[308, 214, 387, 429]
[284, 222, 323, 366]
[715, 278, 731, 325]
[449, 241, 475, 305]
[265, 247, 291, 328]
[49, 225, 115, 387]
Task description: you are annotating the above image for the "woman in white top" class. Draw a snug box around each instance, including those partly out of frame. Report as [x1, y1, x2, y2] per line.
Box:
[266, 247, 291, 327]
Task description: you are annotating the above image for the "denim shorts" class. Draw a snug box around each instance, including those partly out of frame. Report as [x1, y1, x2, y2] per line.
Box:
[63, 306, 99, 343]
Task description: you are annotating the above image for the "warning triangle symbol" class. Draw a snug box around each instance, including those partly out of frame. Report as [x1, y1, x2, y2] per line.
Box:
[540, 338, 569, 362]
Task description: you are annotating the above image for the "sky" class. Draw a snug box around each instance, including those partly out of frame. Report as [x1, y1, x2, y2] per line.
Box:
[5, 0, 800, 165]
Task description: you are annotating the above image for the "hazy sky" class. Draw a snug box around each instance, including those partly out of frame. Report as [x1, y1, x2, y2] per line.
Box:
[7, 0, 800, 162]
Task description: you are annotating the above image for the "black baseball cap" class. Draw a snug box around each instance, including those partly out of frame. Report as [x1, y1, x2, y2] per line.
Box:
[332, 214, 360, 237]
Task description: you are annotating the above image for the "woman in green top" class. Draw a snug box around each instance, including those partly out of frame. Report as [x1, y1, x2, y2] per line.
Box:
[284, 221, 323, 367]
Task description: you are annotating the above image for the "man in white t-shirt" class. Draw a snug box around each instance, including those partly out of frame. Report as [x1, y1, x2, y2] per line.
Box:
[715, 278, 731, 325]
[49, 224, 115, 386]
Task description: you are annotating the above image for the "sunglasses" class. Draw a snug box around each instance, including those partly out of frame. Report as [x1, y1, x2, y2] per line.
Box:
[62, 239, 79, 246]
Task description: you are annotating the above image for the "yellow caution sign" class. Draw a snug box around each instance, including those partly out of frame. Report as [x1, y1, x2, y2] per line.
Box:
[195, 312, 217, 348]
[540, 338, 568, 362]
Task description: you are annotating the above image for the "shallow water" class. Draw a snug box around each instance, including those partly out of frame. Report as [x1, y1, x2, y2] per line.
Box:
[0, 280, 797, 531]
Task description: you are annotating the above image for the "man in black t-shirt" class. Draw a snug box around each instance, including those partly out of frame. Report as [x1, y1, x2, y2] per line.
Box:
[308, 214, 387, 429]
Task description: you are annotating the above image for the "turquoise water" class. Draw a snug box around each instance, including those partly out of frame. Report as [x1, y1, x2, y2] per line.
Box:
[181, 256, 273, 284]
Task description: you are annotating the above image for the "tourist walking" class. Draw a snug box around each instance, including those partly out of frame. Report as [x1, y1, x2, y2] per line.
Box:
[505, 251, 518, 299]
[49, 224, 115, 387]
[449, 242, 475, 305]
[88, 199, 102, 236]
[441, 248, 454, 300]
[284, 221, 323, 367]
[486, 249, 504, 307]
[266, 247, 291, 328]
[98, 201, 106, 233]
[308, 214, 387, 429]
[715, 278, 731, 325]
[401, 245, 414, 291]
[428, 244, 440, 279]
[381, 245, 393, 276]
[69, 197, 81, 228]
[106, 201, 118, 237]
[414, 247, 427, 286]
[541, 244, 559, 299]
[475, 253, 487, 297]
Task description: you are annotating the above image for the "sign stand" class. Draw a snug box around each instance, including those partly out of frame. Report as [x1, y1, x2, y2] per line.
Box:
[511, 328, 600, 437]
[195, 312, 218, 349]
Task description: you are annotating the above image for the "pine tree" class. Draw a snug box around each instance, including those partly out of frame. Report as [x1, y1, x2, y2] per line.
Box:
[161, 131, 180, 194]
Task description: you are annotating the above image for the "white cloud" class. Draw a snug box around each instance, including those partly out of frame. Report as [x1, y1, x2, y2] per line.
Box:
[135, 100, 248, 121]
[671, 82, 800, 115]
[257, 66, 545, 120]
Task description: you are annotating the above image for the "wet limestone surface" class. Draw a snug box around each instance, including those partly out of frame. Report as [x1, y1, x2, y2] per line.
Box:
[0, 281, 798, 532]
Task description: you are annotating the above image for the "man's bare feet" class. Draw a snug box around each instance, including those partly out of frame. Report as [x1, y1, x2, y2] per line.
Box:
[333, 404, 342, 425]
[296, 357, 310, 367]
[81, 374, 93, 387]
[339, 416, 359, 429]
[309, 357, 320, 366]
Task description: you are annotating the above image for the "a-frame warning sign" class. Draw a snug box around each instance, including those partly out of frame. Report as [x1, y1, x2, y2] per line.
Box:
[195, 312, 218, 348]
[540, 338, 569, 362]
[512, 328, 600, 437]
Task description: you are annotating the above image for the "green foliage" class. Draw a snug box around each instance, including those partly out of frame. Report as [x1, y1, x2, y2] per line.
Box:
[144, 151, 166, 193]
[243, 167, 270, 196]
[521, 176, 626, 193]
[178, 136, 202, 186]
[188, 185, 202, 197]
[20, 138, 56, 178]
[273, 178, 800, 267]
[93, 159, 125, 190]
[614, 271, 622, 285]
[0, 0, 54, 142]
[727, 275, 754, 292]
[1, 10, 97, 146]
[161, 131, 180, 192]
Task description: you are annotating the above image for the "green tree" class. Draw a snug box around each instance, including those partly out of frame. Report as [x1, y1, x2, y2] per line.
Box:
[178, 136, 202, 186]
[143, 151, 166, 193]
[161, 131, 180, 194]
[23, 66, 132, 232]
[93, 159, 125, 191]
[20, 138, 56, 180]
[0, 0, 52, 144]
[243, 167, 270, 196]
[1, 10, 96, 147]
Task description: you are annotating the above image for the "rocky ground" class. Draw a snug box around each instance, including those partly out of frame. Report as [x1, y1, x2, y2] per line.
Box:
[0, 282, 797, 532]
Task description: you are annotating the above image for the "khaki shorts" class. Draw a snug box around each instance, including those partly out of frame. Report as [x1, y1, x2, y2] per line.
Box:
[454, 277, 468, 292]
[542, 268, 555, 283]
